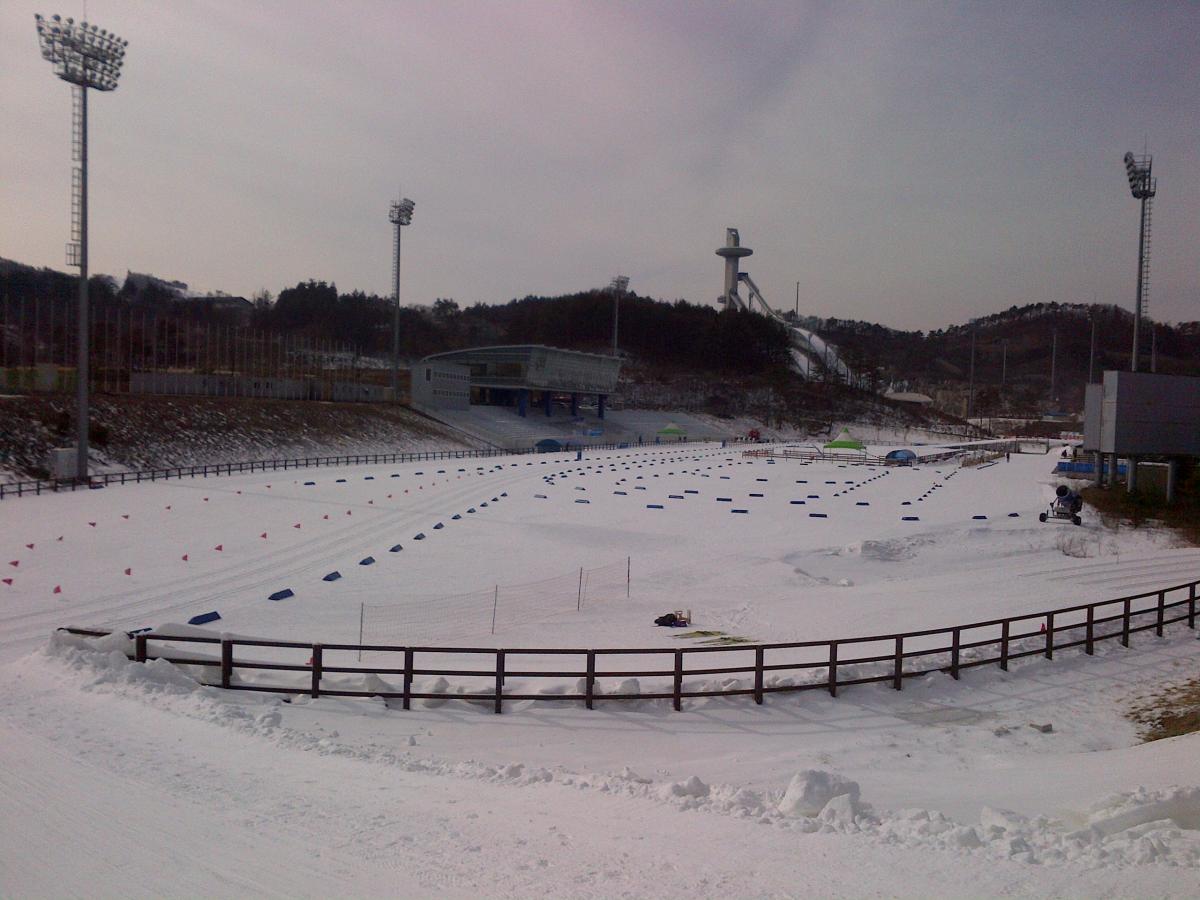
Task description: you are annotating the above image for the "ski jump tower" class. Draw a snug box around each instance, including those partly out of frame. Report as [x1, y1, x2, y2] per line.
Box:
[716, 228, 753, 307]
[716, 227, 861, 387]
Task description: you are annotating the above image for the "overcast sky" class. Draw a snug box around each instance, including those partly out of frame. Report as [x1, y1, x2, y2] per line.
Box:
[2, 1, 1197, 330]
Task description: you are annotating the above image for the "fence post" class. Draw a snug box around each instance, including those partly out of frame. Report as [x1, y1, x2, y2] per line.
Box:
[221, 639, 232, 688]
[402, 649, 413, 710]
[1086, 605, 1095, 655]
[1122, 598, 1131, 647]
[586, 651, 596, 710]
[754, 646, 764, 705]
[673, 650, 683, 711]
[1044, 613, 1054, 660]
[311, 644, 322, 698]
[828, 642, 838, 697]
[577, 567, 583, 611]
[494, 650, 505, 714]
[1156, 591, 1165, 637]
[1190, 584, 1197, 630]
[999, 621, 1009, 671]
[950, 628, 961, 679]
[135, 633, 147, 663]
[626, 556, 631, 599]
[893, 636, 903, 690]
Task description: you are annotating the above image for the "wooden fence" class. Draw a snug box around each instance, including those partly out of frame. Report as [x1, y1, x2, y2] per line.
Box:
[60, 577, 1198, 714]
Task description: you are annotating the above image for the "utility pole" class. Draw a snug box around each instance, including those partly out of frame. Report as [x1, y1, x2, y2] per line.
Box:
[609, 275, 629, 356]
[794, 281, 799, 318]
[1049, 327, 1058, 405]
[1000, 339, 1008, 390]
[1088, 316, 1096, 384]
[967, 329, 976, 419]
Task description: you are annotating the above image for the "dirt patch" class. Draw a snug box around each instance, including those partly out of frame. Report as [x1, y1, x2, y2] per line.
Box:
[0, 394, 481, 480]
[1127, 674, 1200, 742]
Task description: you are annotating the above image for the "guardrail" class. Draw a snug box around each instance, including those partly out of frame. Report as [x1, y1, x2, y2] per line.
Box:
[0, 437, 719, 500]
[60, 577, 1198, 714]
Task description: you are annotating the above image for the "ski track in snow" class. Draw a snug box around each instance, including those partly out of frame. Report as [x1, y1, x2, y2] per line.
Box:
[3, 442, 1200, 897]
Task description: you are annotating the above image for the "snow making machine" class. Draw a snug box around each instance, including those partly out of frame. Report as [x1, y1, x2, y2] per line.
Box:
[1040, 485, 1084, 526]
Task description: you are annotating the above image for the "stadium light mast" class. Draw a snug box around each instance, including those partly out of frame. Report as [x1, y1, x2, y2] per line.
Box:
[388, 195, 415, 401]
[1123, 151, 1156, 372]
[609, 275, 629, 356]
[34, 13, 128, 481]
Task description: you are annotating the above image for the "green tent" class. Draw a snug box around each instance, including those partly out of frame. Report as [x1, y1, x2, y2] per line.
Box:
[823, 428, 865, 451]
[657, 423, 687, 437]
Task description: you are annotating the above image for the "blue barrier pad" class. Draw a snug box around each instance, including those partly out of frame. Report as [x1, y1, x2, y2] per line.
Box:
[268, 589, 295, 601]
[467, 507, 477, 512]
[323, 571, 342, 582]
[575, 499, 591, 504]
[359, 557, 375, 566]
[902, 501, 912, 505]
[1008, 512, 1020, 517]
[668, 494, 684, 499]
[731, 509, 749, 514]
[646, 504, 664, 509]
[614, 490, 627, 495]
[501, 492, 508, 497]
[856, 501, 870, 506]
[414, 533, 426, 540]
[188, 611, 221, 625]
[364, 476, 374, 481]
[717, 497, 733, 502]
[389, 545, 403, 553]
[972, 515, 987, 520]
[901, 516, 920, 522]
[391, 474, 400, 478]
[336, 479, 347, 484]
[684, 489, 699, 494]
[304, 481, 316, 486]
[790, 500, 806, 505]
[452, 514, 462, 520]
[749, 492, 765, 498]
[756, 478, 768, 482]
[433, 523, 444, 529]
[809, 513, 828, 518]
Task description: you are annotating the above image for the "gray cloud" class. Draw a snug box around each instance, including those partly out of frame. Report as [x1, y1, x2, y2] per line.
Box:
[2, 0, 1196, 330]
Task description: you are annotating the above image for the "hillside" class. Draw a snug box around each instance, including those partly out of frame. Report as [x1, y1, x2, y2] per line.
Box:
[809, 302, 1200, 415]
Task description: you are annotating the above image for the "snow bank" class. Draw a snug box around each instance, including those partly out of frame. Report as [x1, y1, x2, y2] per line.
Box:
[778, 769, 861, 817]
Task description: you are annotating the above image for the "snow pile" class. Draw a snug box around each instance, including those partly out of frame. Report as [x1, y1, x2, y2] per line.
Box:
[778, 769, 862, 818]
[37, 635, 1200, 871]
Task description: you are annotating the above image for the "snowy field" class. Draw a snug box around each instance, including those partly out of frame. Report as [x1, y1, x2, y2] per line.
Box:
[3, 442, 1200, 897]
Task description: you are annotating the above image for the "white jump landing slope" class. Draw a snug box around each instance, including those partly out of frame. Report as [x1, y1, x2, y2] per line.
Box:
[2, 442, 1200, 897]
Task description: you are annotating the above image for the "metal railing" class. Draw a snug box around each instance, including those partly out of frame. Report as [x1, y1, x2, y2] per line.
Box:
[0, 437, 714, 500]
[60, 577, 1198, 714]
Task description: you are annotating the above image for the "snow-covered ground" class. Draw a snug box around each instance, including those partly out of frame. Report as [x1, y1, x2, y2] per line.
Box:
[2, 443, 1199, 897]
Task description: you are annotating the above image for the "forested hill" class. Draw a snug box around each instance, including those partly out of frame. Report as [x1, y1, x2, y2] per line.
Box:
[5, 259, 1198, 408]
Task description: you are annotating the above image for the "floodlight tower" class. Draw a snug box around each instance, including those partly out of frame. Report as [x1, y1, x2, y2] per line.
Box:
[388, 196, 415, 400]
[716, 228, 752, 308]
[1123, 151, 1156, 372]
[608, 275, 629, 356]
[34, 13, 128, 481]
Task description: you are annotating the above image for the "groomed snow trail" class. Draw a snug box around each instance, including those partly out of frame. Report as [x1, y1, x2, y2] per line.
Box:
[3, 442, 1200, 896]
